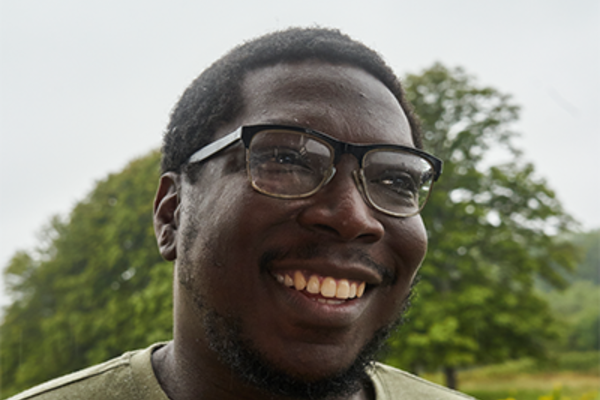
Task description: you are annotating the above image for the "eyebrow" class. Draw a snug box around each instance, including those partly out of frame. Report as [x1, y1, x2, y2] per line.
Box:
[250, 119, 416, 148]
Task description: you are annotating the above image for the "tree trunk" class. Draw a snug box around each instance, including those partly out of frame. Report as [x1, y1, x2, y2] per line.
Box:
[409, 362, 420, 376]
[444, 366, 457, 390]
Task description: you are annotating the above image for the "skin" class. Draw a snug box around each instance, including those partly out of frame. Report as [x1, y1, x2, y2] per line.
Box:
[152, 61, 428, 400]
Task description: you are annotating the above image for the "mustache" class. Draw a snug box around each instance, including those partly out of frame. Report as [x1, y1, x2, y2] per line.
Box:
[259, 243, 396, 287]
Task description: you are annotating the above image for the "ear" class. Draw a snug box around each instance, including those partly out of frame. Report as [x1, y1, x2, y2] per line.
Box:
[153, 172, 181, 261]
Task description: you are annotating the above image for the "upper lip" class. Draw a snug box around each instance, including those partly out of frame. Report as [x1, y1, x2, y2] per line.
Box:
[268, 258, 384, 286]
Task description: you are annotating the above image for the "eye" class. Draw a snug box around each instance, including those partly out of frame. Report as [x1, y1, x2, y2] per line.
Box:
[252, 147, 314, 174]
[371, 170, 418, 196]
[272, 149, 308, 167]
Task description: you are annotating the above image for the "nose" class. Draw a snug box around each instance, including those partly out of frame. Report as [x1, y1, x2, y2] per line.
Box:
[297, 158, 385, 242]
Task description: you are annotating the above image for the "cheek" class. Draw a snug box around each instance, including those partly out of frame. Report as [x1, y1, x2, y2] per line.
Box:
[177, 176, 248, 272]
[374, 216, 427, 316]
[177, 179, 287, 306]
[388, 215, 428, 276]
[408, 216, 428, 270]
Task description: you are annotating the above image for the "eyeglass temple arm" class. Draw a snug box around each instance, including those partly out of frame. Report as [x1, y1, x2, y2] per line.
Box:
[187, 128, 243, 164]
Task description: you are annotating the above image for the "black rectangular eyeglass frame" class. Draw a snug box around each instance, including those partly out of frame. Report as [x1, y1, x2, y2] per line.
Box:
[187, 124, 443, 183]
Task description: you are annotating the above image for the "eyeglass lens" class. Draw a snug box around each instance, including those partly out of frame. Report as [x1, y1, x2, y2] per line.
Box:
[248, 129, 333, 196]
[361, 150, 434, 215]
[247, 128, 435, 216]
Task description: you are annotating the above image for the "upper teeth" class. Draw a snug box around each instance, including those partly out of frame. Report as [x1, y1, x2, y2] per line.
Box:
[274, 271, 366, 300]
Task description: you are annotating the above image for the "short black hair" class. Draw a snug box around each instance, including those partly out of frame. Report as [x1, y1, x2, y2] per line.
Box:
[161, 27, 422, 175]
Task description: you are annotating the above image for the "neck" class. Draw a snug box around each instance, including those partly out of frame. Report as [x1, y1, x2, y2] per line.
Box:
[151, 341, 374, 400]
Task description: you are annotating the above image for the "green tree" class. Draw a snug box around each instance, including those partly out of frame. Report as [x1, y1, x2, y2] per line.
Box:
[384, 64, 579, 389]
[542, 229, 600, 352]
[0, 151, 172, 398]
[570, 230, 599, 284]
[544, 280, 600, 352]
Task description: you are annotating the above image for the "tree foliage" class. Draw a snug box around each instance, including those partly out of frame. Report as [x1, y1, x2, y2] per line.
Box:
[1, 151, 172, 398]
[569, 230, 600, 284]
[542, 230, 600, 352]
[544, 280, 600, 352]
[384, 64, 580, 387]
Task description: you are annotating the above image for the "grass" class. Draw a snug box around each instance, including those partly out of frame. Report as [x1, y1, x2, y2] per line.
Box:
[420, 352, 600, 400]
[460, 372, 599, 400]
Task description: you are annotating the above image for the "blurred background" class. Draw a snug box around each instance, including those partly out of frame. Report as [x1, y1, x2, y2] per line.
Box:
[1, 1, 598, 399]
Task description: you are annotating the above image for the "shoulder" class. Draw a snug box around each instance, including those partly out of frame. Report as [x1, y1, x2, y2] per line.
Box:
[7, 343, 169, 400]
[369, 363, 477, 400]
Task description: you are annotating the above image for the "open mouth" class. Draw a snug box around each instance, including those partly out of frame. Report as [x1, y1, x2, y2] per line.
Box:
[273, 271, 366, 305]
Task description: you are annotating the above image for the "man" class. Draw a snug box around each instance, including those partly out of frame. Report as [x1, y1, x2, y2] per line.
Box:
[11, 28, 473, 399]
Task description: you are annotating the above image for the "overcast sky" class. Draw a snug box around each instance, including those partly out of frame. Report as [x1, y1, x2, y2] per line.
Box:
[1, 0, 599, 307]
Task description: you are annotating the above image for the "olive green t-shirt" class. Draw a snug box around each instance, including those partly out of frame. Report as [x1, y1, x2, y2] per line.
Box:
[8, 343, 474, 400]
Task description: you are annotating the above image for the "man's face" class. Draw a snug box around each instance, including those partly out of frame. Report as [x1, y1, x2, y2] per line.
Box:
[171, 61, 427, 390]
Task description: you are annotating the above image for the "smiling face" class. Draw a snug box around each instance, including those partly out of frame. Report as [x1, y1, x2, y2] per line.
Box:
[156, 61, 428, 398]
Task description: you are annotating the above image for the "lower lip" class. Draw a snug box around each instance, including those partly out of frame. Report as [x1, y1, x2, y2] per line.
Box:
[268, 276, 370, 327]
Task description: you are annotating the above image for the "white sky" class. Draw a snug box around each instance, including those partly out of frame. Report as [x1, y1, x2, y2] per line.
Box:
[1, 0, 599, 307]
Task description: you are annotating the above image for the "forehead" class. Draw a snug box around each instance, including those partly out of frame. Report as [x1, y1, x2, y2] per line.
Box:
[238, 61, 414, 147]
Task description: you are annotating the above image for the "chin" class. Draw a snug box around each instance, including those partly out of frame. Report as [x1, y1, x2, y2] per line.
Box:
[200, 303, 401, 399]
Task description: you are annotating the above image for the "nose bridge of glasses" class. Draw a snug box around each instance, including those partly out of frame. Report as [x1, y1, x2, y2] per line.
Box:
[315, 161, 377, 224]
[321, 141, 372, 200]
[330, 139, 365, 166]
[320, 150, 370, 210]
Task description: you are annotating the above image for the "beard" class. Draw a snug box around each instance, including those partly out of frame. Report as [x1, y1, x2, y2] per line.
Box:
[194, 295, 411, 400]
[179, 239, 414, 399]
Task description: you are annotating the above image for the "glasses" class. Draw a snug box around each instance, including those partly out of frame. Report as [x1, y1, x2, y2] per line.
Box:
[187, 124, 443, 217]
